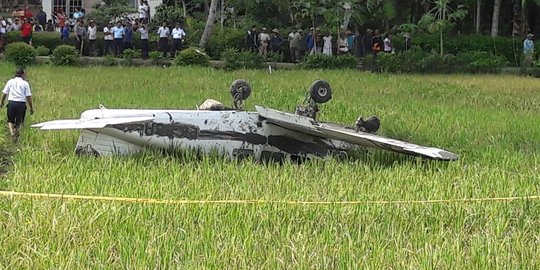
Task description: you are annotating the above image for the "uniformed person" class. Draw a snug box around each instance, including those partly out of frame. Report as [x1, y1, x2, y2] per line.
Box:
[0, 68, 34, 140]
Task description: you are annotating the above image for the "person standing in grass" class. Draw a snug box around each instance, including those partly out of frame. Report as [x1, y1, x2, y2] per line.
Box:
[74, 20, 87, 55]
[0, 68, 34, 141]
[103, 22, 114, 56]
[123, 23, 134, 52]
[20, 18, 32, 45]
[0, 16, 6, 53]
[112, 21, 125, 57]
[61, 24, 70, 44]
[87, 20, 97, 56]
[138, 24, 149, 59]
[157, 22, 170, 58]
[523, 33, 535, 69]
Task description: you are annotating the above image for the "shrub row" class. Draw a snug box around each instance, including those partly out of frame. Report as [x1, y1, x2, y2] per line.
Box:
[365, 49, 508, 74]
[300, 54, 358, 69]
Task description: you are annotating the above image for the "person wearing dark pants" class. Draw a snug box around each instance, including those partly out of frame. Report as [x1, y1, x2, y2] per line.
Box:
[138, 24, 149, 59]
[103, 22, 114, 56]
[157, 22, 170, 58]
[170, 22, 186, 58]
[123, 23, 134, 51]
[74, 20, 86, 55]
[87, 20, 97, 56]
[0, 68, 34, 141]
[111, 21, 125, 57]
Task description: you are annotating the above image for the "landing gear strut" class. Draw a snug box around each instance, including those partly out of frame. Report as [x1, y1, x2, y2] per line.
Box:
[295, 80, 333, 120]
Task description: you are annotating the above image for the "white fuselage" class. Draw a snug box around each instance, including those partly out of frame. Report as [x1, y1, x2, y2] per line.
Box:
[76, 109, 352, 161]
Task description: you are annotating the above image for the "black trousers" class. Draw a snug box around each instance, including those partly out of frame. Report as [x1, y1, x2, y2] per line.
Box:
[141, 39, 149, 59]
[104, 40, 113, 55]
[113, 38, 123, 56]
[171, 39, 182, 57]
[7, 101, 26, 128]
[159, 37, 169, 57]
[88, 39, 96, 56]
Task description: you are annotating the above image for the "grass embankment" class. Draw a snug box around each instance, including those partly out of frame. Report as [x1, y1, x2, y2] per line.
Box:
[0, 63, 539, 268]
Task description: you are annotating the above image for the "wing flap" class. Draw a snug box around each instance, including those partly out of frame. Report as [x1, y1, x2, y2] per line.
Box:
[32, 117, 154, 130]
[317, 123, 458, 161]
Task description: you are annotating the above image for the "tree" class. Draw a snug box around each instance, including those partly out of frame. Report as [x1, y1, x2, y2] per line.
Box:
[419, 0, 468, 56]
[476, 0, 482, 34]
[491, 0, 502, 37]
[199, 0, 219, 48]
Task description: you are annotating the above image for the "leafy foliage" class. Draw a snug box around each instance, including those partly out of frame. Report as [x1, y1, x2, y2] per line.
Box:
[300, 54, 358, 69]
[5, 42, 36, 68]
[51, 45, 79, 66]
[222, 48, 265, 70]
[370, 49, 507, 74]
[87, 0, 137, 28]
[173, 47, 210, 66]
[35, 46, 51, 56]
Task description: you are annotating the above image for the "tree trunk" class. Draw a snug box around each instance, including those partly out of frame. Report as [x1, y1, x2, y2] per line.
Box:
[199, 0, 219, 48]
[512, 0, 521, 36]
[182, 0, 187, 18]
[476, 0, 482, 34]
[220, 0, 226, 32]
[491, 0, 502, 37]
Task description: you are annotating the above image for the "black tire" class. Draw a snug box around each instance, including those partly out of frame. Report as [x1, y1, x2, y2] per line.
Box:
[309, 80, 332, 103]
[230, 79, 252, 100]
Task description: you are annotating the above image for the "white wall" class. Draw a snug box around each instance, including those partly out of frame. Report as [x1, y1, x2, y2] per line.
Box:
[42, 0, 52, 21]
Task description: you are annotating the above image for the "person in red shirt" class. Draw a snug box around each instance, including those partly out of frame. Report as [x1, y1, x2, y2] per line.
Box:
[24, 6, 33, 20]
[21, 18, 32, 45]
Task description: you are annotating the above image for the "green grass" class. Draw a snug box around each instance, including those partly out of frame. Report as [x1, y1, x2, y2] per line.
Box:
[1, 63, 540, 268]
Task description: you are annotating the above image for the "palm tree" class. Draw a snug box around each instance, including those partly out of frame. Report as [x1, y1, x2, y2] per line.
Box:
[491, 0, 502, 37]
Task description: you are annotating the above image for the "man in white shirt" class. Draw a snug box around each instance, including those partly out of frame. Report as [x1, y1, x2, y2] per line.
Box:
[87, 20, 97, 56]
[0, 68, 34, 140]
[258, 27, 270, 57]
[111, 21, 125, 56]
[9, 18, 21, 32]
[157, 22, 170, 58]
[171, 22, 186, 57]
[138, 1, 149, 24]
[103, 22, 114, 55]
[138, 24, 149, 59]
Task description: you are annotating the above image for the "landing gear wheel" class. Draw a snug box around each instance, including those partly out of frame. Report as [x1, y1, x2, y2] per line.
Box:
[230, 79, 252, 101]
[309, 80, 332, 104]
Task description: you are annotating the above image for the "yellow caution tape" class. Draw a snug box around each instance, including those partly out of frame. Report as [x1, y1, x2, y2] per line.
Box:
[1, 191, 539, 206]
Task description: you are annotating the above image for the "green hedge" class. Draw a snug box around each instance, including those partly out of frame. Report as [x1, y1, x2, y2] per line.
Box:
[366, 49, 508, 74]
[5, 31, 159, 56]
[392, 34, 523, 66]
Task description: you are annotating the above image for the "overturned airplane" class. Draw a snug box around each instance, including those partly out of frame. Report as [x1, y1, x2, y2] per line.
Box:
[32, 80, 458, 161]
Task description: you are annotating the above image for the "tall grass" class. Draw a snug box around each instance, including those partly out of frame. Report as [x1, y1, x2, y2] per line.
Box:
[0, 63, 539, 268]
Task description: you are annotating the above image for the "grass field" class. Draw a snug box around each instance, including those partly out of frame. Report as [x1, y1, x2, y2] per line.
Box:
[0, 63, 539, 268]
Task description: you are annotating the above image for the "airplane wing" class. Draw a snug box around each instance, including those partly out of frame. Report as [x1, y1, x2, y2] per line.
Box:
[31, 117, 155, 130]
[256, 106, 458, 161]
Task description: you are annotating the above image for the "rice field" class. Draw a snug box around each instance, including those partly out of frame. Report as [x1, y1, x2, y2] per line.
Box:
[0, 63, 539, 268]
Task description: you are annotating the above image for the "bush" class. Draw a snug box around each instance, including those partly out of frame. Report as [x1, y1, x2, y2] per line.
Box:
[205, 29, 246, 60]
[173, 47, 210, 66]
[5, 32, 158, 57]
[149, 51, 163, 61]
[5, 42, 36, 67]
[51, 45, 79, 66]
[35, 46, 51, 56]
[368, 49, 508, 74]
[222, 48, 265, 70]
[397, 34, 521, 66]
[300, 54, 358, 69]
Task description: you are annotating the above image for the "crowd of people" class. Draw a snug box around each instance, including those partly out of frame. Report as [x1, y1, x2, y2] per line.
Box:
[246, 26, 411, 62]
